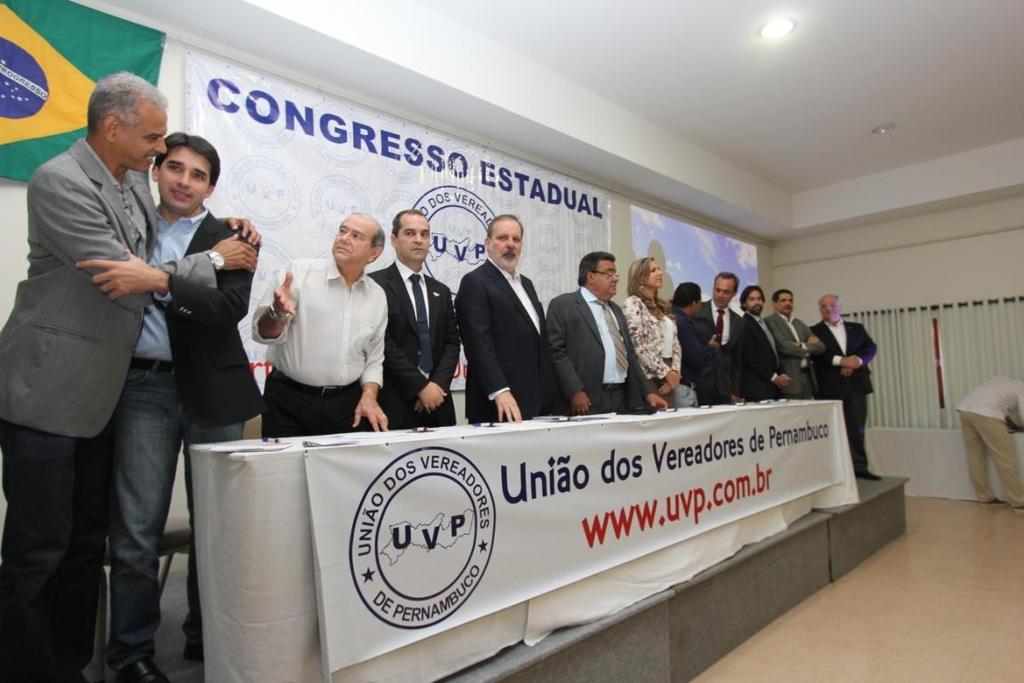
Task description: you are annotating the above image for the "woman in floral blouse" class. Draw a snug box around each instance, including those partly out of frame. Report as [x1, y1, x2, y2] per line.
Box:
[623, 257, 685, 406]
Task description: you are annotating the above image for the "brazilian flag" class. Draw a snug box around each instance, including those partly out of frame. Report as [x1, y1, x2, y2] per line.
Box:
[0, 0, 164, 181]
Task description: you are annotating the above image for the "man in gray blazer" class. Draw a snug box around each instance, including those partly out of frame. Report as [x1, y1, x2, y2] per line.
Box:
[764, 288, 824, 399]
[547, 252, 666, 415]
[0, 73, 239, 683]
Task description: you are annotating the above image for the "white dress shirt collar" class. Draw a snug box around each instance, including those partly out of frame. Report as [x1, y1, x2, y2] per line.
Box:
[394, 258, 422, 282]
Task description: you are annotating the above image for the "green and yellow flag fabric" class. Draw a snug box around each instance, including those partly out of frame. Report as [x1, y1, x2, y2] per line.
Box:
[0, 0, 164, 181]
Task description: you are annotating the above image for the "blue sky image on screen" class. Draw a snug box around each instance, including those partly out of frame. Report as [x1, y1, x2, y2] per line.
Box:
[630, 206, 758, 300]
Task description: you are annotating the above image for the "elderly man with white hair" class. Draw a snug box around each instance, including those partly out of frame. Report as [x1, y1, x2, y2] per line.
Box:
[254, 213, 390, 436]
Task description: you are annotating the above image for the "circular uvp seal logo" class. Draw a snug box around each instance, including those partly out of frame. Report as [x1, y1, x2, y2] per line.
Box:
[349, 446, 496, 629]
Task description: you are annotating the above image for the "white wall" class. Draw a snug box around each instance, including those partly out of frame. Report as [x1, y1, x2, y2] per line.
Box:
[774, 194, 1024, 322]
[774, 195, 1024, 486]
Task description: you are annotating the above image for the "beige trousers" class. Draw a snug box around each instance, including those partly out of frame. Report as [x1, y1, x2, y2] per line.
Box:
[959, 411, 1024, 506]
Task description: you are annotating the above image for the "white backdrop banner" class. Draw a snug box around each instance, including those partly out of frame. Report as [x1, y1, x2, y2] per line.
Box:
[304, 402, 850, 673]
[184, 51, 611, 387]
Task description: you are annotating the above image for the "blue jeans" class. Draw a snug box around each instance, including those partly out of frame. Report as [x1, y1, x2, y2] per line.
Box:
[106, 369, 242, 669]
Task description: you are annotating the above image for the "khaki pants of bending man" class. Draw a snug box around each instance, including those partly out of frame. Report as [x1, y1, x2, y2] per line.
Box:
[959, 411, 1024, 508]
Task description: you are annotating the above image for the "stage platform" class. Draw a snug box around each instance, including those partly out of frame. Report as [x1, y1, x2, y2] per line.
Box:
[444, 476, 908, 683]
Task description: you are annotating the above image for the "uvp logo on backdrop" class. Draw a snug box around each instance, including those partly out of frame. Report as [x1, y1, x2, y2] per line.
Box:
[415, 185, 494, 275]
[350, 446, 496, 629]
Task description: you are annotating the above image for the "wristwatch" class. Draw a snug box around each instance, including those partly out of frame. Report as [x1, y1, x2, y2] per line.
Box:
[207, 250, 225, 271]
[267, 303, 292, 321]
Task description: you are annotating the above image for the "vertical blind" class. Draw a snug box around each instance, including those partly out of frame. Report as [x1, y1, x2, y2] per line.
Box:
[846, 297, 1024, 429]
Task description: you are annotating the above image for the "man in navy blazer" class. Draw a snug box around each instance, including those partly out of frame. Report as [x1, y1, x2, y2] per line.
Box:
[370, 210, 461, 428]
[455, 215, 554, 422]
[810, 293, 881, 480]
[671, 282, 710, 407]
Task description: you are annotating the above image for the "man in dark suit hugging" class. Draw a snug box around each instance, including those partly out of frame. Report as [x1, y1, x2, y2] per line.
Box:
[83, 133, 263, 678]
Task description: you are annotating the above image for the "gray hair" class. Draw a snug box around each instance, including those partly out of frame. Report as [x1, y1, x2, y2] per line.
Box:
[87, 72, 167, 134]
[346, 212, 386, 249]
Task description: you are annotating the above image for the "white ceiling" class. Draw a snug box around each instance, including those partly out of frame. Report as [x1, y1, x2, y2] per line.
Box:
[426, 0, 1024, 191]
[90, 0, 1024, 240]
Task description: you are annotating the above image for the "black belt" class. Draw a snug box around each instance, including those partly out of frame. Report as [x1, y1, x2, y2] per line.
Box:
[603, 383, 625, 392]
[271, 371, 356, 397]
[130, 357, 174, 372]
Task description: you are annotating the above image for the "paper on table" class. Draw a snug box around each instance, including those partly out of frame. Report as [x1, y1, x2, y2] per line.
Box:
[301, 434, 360, 448]
[532, 412, 616, 423]
[206, 440, 293, 453]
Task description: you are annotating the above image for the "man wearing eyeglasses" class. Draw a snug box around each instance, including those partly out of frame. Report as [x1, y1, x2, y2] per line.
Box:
[253, 213, 389, 436]
[547, 252, 667, 415]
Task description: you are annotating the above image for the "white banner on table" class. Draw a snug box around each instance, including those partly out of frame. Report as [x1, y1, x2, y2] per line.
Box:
[305, 402, 849, 673]
[184, 51, 611, 388]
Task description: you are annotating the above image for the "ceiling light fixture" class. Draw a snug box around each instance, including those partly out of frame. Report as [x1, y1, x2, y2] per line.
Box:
[871, 123, 898, 135]
[759, 18, 795, 39]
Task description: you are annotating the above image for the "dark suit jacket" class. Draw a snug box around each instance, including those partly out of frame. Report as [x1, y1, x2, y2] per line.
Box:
[455, 260, 554, 422]
[810, 320, 877, 399]
[370, 263, 460, 428]
[546, 291, 653, 414]
[739, 314, 781, 401]
[692, 301, 744, 403]
[164, 214, 263, 426]
[673, 306, 711, 386]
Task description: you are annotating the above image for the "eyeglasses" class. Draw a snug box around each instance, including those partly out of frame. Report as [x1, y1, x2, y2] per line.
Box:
[592, 269, 619, 278]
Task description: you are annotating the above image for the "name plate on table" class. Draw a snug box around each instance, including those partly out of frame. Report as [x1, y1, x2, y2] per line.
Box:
[305, 402, 849, 674]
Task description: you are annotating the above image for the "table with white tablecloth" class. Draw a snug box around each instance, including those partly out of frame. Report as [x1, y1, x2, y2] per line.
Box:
[191, 400, 858, 683]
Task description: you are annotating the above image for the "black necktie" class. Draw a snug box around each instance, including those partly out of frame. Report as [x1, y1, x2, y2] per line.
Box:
[410, 274, 433, 374]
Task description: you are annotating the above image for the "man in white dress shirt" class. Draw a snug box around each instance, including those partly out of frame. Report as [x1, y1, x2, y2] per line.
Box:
[956, 377, 1024, 511]
[254, 213, 389, 436]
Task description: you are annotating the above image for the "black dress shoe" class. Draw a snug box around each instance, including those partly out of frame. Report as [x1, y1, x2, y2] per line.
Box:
[183, 638, 205, 661]
[855, 470, 882, 481]
[115, 658, 170, 683]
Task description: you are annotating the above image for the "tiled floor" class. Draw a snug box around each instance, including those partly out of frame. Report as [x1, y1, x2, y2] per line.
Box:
[694, 497, 1024, 683]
